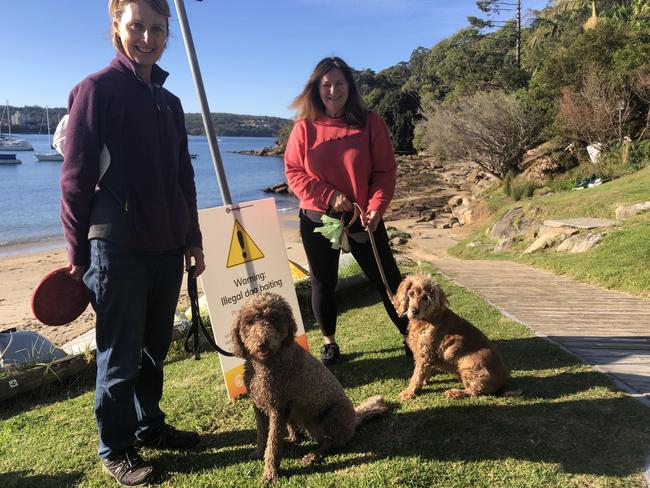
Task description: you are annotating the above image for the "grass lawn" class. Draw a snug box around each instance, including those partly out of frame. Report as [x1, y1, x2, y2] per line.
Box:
[1, 263, 650, 487]
[451, 166, 650, 298]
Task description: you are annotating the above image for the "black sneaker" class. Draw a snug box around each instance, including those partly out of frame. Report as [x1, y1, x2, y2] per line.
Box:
[101, 448, 153, 487]
[134, 424, 200, 450]
[320, 343, 341, 366]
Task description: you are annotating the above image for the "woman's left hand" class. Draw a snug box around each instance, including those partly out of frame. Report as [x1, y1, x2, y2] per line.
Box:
[184, 247, 206, 278]
[362, 210, 381, 233]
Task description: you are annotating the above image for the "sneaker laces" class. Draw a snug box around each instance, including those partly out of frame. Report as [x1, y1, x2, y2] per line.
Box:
[123, 449, 146, 471]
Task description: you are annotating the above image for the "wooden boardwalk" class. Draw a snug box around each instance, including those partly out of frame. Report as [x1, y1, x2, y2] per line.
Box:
[422, 254, 650, 407]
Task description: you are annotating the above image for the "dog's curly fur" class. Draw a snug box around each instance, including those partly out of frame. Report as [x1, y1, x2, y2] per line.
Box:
[393, 274, 508, 400]
[231, 292, 389, 483]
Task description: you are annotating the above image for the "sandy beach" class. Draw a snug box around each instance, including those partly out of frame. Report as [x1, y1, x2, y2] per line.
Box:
[0, 212, 306, 347]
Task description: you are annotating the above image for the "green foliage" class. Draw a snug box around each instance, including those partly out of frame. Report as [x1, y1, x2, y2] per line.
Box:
[275, 121, 294, 147]
[501, 171, 514, 196]
[502, 171, 536, 201]
[355, 68, 422, 153]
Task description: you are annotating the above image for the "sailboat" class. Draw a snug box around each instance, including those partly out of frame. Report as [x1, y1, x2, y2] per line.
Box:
[34, 107, 64, 161]
[0, 102, 34, 152]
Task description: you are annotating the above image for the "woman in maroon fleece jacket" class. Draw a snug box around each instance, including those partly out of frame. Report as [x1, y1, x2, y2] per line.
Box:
[60, 1, 203, 485]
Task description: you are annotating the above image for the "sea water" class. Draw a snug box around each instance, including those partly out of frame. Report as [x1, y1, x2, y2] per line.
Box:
[0, 133, 296, 254]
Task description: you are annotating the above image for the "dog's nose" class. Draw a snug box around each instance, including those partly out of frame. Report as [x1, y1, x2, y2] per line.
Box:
[411, 307, 419, 316]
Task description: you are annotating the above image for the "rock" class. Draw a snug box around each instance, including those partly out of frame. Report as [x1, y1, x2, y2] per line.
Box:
[556, 233, 603, 253]
[524, 226, 578, 254]
[615, 201, 650, 221]
[543, 218, 615, 229]
[494, 238, 513, 253]
[390, 236, 407, 247]
[262, 182, 292, 194]
[489, 207, 523, 240]
[415, 210, 437, 223]
[448, 195, 467, 207]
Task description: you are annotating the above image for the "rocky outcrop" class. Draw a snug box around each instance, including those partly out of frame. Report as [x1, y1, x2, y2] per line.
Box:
[524, 226, 578, 254]
[263, 183, 292, 195]
[615, 201, 650, 221]
[237, 142, 286, 157]
[556, 232, 603, 253]
[489, 207, 524, 241]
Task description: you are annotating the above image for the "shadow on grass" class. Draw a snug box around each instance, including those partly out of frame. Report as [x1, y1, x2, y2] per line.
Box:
[149, 428, 257, 480]
[0, 470, 84, 488]
[347, 397, 650, 478]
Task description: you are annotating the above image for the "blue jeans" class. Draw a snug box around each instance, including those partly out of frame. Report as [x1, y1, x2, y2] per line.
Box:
[83, 239, 183, 459]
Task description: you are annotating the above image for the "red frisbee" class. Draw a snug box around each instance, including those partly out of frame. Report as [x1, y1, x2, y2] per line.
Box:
[31, 266, 90, 326]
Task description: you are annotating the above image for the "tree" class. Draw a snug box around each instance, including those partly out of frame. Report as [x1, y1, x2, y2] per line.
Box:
[420, 90, 541, 178]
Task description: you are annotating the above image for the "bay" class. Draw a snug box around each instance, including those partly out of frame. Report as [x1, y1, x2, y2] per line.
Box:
[0, 133, 295, 252]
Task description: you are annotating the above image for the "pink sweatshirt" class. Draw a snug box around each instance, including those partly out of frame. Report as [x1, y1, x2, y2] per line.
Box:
[284, 110, 396, 216]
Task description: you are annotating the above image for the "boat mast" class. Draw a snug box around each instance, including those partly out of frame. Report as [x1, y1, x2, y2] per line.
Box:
[6, 101, 11, 136]
[45, 106, 52, 147]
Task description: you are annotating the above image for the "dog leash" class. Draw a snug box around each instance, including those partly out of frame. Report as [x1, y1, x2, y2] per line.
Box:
[352, 202, 394, 301]
[184, 266, 234, 359]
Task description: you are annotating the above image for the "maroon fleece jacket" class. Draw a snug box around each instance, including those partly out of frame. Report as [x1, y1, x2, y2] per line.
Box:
[60, 50, 202, 265]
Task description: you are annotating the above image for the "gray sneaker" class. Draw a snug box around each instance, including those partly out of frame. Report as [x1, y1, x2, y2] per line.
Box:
[101, 448, 153, 486]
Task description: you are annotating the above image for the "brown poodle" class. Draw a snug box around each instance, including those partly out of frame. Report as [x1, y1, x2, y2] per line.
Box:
[231, 292, 390, 483]
[393, 274, 508, 400]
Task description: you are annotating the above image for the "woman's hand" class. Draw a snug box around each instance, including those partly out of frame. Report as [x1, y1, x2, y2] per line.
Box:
[362, 210, 381, 233]
[68, 264, 87, 281]
[329, 191, 354, 213]
[184, 247, 206, 278]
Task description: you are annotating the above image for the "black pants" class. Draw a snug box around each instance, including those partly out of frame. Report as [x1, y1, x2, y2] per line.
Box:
[299, 211, 408, 337]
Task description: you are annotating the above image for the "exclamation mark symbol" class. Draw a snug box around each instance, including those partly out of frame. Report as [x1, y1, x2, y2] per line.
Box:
[237, 230, 247, 259]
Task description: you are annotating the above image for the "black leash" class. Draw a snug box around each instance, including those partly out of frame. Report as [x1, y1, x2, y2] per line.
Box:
[184, 266, 234, 359]
[352, 202, 394, 301]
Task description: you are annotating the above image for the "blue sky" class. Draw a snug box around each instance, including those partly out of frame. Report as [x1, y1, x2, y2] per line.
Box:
[3, 0, 549, 119]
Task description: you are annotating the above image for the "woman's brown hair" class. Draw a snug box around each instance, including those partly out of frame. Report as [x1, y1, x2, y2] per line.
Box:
[108, 0, 171, 53]
[290, 57, 367, 127]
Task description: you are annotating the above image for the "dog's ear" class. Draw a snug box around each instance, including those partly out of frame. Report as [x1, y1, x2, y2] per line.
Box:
[230, 313, 247, 359]
[431, 282, 448, 311]
[278, 296, 298, 347]
[393, 275, 413, 317]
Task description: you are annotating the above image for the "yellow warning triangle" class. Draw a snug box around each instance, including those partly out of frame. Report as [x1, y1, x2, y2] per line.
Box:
[227, 220, 264, 268]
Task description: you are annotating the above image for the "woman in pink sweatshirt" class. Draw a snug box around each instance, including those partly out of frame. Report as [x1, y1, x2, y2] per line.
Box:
[284, 56, 409, 366]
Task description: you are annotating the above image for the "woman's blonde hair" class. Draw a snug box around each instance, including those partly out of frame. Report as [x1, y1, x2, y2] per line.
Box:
[108, 0, 171, 53]
[290, 57, 367, 127]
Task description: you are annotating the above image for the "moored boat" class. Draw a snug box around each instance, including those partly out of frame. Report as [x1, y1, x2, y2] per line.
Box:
[0, 153, 21, 164]
[0, 102, 34, 151]
[35, 106, 64, 162]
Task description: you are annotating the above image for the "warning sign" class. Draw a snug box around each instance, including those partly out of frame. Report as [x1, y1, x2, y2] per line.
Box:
[227, 219, 264, 268]
[198, 198, 309, 400]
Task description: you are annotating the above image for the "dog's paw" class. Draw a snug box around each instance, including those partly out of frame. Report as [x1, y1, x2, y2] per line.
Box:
[248, 449, 264, 460]
[262, 468, 279, 484]
[301, 452, 323, 465]
[398, 389, 416, 401]
[444, 388, 469, 399]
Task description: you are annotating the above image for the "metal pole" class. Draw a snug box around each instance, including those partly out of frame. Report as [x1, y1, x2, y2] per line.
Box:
[173, 0, 232, 205]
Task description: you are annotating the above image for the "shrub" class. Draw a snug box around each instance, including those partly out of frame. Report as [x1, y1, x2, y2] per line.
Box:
[556, 67, 633, 146]
[420, 90, 542, 178]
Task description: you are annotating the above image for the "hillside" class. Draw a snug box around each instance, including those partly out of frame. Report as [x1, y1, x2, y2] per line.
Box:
[2, 105, 291, 138]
